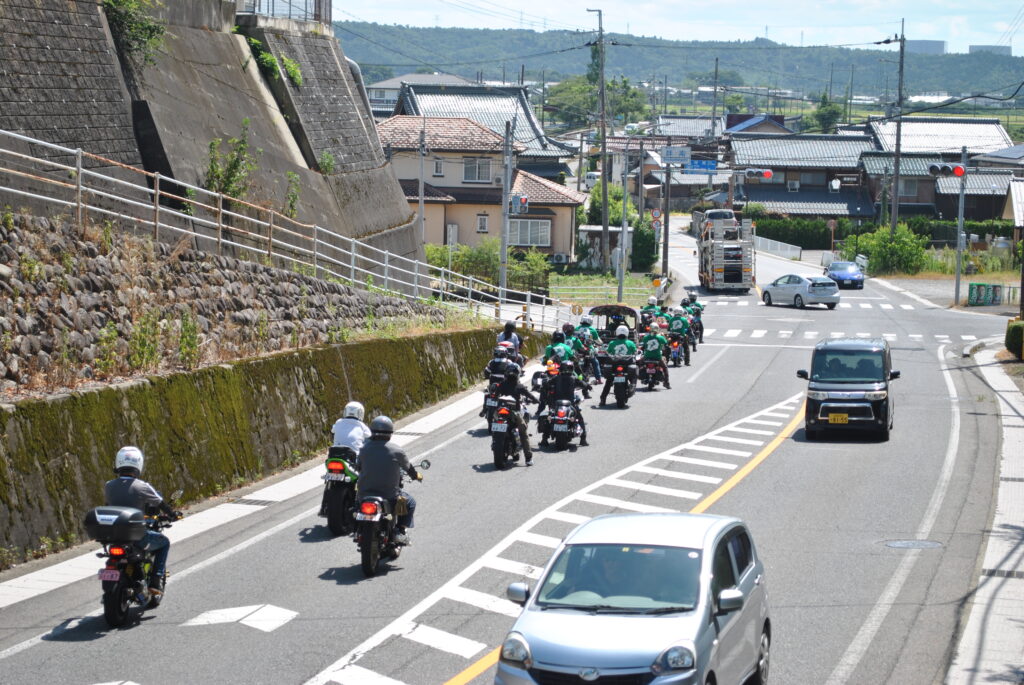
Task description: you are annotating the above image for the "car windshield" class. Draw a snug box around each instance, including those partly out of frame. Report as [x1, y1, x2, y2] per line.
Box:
[830, 263, 859, 272]
[811, 349, 885, 382]
[535, 544, 702, 612]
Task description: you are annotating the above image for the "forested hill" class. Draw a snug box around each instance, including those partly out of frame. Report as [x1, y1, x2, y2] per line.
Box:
[335, 21, 1024, 98]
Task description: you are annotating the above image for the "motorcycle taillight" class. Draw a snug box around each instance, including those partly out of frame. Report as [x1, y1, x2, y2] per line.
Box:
[616, 366, 623, 372]
[108, 546, 127, 556]
[326, 461, 345, 473]
[360, 501, 378, 516]
[557, 409, 567, 418]
[672, 342, 679, 347]
[497, 407, 510, 416]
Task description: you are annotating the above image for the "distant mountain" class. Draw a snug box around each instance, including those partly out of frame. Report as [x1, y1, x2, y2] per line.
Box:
[335, 22, 1024, 99]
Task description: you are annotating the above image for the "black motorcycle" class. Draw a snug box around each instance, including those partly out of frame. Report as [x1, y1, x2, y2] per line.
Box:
[667, 332, 690, 367]
[321, 446, 358, 536]
[691, 312, 704, 347]
[546, 398, 582, 449]
[603, 354, 638, 408]
[354, 460, 430, 577]
[482, 381, 502, 432]
[639, 359, 666, 390]
[84, 491, 182, 628]
[490, 396, 530, 469]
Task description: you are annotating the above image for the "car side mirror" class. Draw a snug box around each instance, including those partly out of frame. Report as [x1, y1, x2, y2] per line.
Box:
[717, 588, 745, 614]
[507, 582, 530, 606]
[889, 370, 900, 380]
[418, 459, 431, 470]
[796, 370, 808, 380]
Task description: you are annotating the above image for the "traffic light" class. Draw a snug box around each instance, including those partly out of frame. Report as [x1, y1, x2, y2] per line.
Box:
[744, 168, 774, 180]
[511, 195, 529, 214]
[928, 163, 965, 177]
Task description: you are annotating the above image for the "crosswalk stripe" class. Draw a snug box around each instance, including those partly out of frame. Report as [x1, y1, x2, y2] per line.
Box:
[706, 434, 765, 446]
[703, 328, 716, 337]
[859, 303, 872, 309]
[856, 332, 871, 338]
[724, 329, 741, 338]
[576, 493, 676, 513]
[880, 303, 894, 310]
[761, 411, 789, 418]
[829, 331, 845, 338]
[746, 419, 783, 427]
[909, 334, 923, 340]
[545, 510, 590, 525]
[605, 478, 701, 499]
[399, 622, 488, 659]
[633, 465, 722, 484]
[728, 426, 776, 436]
[883, 333, 897, 341]
[737, 301, 749, 307]
[482, 556, 544, 580]
[962, 335, 977, 341]
[445, 586, 522, 618]
[518, 532, 561, 548]
[803, 331, 819, 339]
[328, 665, 407, 685]
[839, 303, 852, 309]
[900, 304, 914, 310]
[779, 330, 792, 338]
[751, 330, 767, 338]
[658, 454, 738, 469]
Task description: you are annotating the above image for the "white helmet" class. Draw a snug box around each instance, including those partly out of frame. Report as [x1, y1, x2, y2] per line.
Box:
[343, 401, 365, 422]
[648, 296, 657, 305]
[674, 306, 684, 316]
[115, 446, 144, 475]
[615, 325, 629, 337]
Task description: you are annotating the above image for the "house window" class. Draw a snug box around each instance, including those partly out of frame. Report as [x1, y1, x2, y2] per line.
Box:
[373, 89, 386, 99]
[899, 178, 918, 197]
[476, 214, 489, 233]
[463, 157, 492, 183]
[509, 219, 551, 247]
[433, 159, 444, 176]
[799, 171, 826, 186]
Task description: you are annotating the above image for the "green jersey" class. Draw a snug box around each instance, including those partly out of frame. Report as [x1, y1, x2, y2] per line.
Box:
[667, 315, 690, 335]
[543, 342, 574, 363]
[564, 335, 586, 355]
[640, 333, 668, 360]
[605, 338, 637, 357]
[641, 304, 660, 316]
[575, 325, 600, 347]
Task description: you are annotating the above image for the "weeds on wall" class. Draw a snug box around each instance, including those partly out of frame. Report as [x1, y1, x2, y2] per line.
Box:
[2, 205, 13, 231]
[284, 172, 301, 219]
[317, 151, 336, 175]
[102, 0, 166, 68]
[204, 119, 261, 207]
[95, 321, 120, 378]
[281, 55, 303, 87]
[246, 38, 279, 80]
[128, 308, 161, 371]
[178, 310, 200, 369]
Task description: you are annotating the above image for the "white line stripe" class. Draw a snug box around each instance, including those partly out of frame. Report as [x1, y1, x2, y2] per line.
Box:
[880, 303, 894, 310]
[737, 301, 749, 307]
[705, 434, 765, 446]
[761, 411, 789, 418]
[803, 331, 819, 339]
[240, 604, 299, 633]
[856, 332, 871, 338]
[779, 330, 792, 338]
[839, 303, 852, 309]
[909, 334, 923, 340]
[702, 328, 716, 337]
[328, 665, 408, 685]
[545, 510, 590, 525]
[883, 334, 897, 341]
[605, 478, 701, 499]
[961, 335, 977, 341]
[445, 586, 522, 618]
[900, 304, 914, 310]
[686, 346, 729, 384]
[482, 556, 544, 580]
[859, 303, 872, 309]
[727, 427, 776, 436]
[399, 622, 487, 659]
[575, 493, 677, 513]
[517, 532, 561, 548]
[658, 454, 737, 470]
[682, 444, 752, 457]
[633, 465, 722, 484]
[746, 419, 783, 427]
[723, 329, 742, 338]
[751, 330, 767, 338]
[829, 331, 845, 338]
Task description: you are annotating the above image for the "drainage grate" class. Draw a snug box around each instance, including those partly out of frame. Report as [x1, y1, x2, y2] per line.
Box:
[981, 568, 1024, 580]
[233, 499, 275, 507]
[1000, 477, 1024, 483]
[885, 539, 943, 549]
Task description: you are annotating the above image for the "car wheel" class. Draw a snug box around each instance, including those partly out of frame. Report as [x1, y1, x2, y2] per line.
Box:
[805, 426, 819, 441]
[826, 303, 836, 310]
[762, 291, 772, 306]
[753, 628, 770, 685]
[794, 294, 804, 309]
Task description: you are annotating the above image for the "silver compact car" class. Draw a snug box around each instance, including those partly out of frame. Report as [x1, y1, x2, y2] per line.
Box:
[496, 513, 770, 685]
[762, 274, 839, 309]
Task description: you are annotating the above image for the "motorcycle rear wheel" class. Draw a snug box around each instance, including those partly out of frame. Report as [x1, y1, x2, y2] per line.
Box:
[492, 445, 508, 470]
[103, 580, 132, 627]
[614, 384, 628, 408]
[326, 485, 354, 536]
[555, 432, 570, 450]
[360, 528, 381, 577]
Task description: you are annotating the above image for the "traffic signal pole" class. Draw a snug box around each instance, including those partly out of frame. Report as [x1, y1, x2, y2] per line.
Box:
[954, 146, 967, 307]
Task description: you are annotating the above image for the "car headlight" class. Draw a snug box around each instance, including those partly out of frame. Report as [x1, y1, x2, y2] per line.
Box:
[500, 632, 532, 667]
[864, 390, 887, 400]
[652, 644, 696, 674]
[807, 390, 829, 401]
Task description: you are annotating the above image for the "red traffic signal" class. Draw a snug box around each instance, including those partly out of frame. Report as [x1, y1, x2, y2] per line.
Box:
[928, 163, 966, 177]
[511, 194, 529, 214]
[744, 168, 773, 179]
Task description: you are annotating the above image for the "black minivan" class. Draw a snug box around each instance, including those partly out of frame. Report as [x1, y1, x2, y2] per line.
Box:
[796, 338, 900, 440]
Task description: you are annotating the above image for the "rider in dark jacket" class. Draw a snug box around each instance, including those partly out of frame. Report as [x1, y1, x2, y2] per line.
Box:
[357, 416, 421, 545]
[539, 360, 590, 447]
[495, 364, 539, 465]
[480, 347, 520, 417]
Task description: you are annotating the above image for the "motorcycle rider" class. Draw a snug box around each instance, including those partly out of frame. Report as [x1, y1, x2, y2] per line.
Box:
[640, 323, 672, 389]
[494, 364, 539, 465]
[356, 416, 422, 545]
[686, 296, 705, 343]
[666, 307, 692, 366]
[599, 325, 638, 406]
[543, 330, 575, 364]
[539, 360, 590, 447]
[498, 339, 525, 368]
[322, 401, 371, 516]
[497, 320, 522, 356]
[481, 346, 519, 417]
[575, 316, 603, 380]
[641, 295, 660, 316]
[104, 446, 180, 597]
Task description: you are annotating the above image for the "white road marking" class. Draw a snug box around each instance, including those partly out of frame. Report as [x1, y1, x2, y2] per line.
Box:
[445, 586, 522, 618]
[398, 621, 487, 659]
[859, 303, 872, 309]
[804, 331, 819, 339]
[183, 605, 264, 626]
[762, 411, 789, 418]
[728, 427, 776, 436]
[658, 454, 738, 470]
[900, 304, 914, 310]
[605, 478, 701, 500]
[702, 328, 716, 337]
[779, 330, 792, 338]
[724, 329, 742, 338]
[935, 334, 951, 341]
[328, 664, 408, 685]
[883, 334, 897, 341]
[751, 329, 767, 338]
[517, 532, 561, 548]
[705, 434, 764, 446]
[482, 556, 544, 580]
[240, 604, 299, 632]
[544, 510, 590, 525]
[737, 301, 749, 307]
[682, 444, 752, 457]
[576, 493, 677, 512]
[686, 346, 729, 384]
[856, 332, 871, 338]
[910, 334, 923, 340]
[961, 335, 977, 341]
[829, 331, 845, 338]
[839, 303, 852, 309]
[633, 465, 722, 484]
[880, 303, 894, 310]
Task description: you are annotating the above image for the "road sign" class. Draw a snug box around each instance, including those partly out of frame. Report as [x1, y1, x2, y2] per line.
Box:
[650, 208, 662, 219]
[683, 159, 717, 174]
[660, 146, 691, 165]
[652, 219, 663, 231]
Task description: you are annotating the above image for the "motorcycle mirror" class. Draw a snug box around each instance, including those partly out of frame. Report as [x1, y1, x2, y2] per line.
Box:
[418, 459, 431, 470]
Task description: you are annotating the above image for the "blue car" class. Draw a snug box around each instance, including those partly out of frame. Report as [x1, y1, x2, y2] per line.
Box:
[824, 261, 865, 289]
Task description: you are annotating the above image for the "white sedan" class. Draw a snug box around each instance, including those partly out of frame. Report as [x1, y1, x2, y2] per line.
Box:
[762, 274, 840, 309]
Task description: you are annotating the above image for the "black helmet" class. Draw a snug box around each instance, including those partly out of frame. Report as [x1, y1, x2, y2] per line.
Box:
[559, 360, 574, 373]
[493, 346, 507, 359]
[369, 415, 394, 439]
[504, 321, 516, 334]
[552, 331, 565, 344]
[504, 364, 520, 380]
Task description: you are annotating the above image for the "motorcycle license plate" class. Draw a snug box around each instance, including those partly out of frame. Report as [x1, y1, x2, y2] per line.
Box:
[614, 376, 626, 383]
[323, 473, 350, 482]
[828, 413, 849, 424]
[492, 422, 508, 432]
[354, 512, 381, 521]
[485, 398, 498, 406]
[98, 569, 120, 581]
[553, 423, 569, 432]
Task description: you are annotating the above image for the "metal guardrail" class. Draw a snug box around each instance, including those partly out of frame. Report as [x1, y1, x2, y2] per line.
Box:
[238, 0, 330, 23]
[754, 235, 802, 261]
[0, 128, 575, 330]
[549, 286, 651, 305]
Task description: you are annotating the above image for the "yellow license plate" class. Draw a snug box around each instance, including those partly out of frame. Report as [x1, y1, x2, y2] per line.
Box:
[828, 414, 849, 424]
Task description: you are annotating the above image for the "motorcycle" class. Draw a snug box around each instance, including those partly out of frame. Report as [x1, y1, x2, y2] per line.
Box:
[490, 396, 531, 469]
[639, 359, 666, 390]
[691, 313, 703, 348]
[482, 381, 502, 432]
[603, 354, 638, 408]
[547, 398, 583, 450]
[84, 491, 182, 628]
[321, 446, 358, 536]
[667, 333, 690, 367]
[354, 459, 430, 577]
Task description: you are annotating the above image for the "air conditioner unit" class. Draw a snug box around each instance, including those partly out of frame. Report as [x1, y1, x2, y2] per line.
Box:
[551, 253, 570, 264]
[493, 176, 503, 186]
[787, 180, 800, 192]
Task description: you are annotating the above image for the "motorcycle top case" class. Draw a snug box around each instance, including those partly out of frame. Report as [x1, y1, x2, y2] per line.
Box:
[84, 506, 147, 543]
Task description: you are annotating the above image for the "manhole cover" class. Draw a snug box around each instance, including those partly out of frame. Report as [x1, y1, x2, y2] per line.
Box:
[885, 539, 943, 549]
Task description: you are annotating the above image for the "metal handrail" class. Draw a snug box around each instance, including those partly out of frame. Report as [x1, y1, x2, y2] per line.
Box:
[0, 127, 576, 330]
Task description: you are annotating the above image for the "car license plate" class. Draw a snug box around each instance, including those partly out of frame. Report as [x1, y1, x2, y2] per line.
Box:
[98, 569, 120, 581]
[553, 423, 569, 432]
[844, 280, 851, 285]
[323, 473, 350, 482]
[614, 376, 626, 383]
[492, 422, 508, 432]
[485, 398, 497, 406]
[828, 413, 849, 424]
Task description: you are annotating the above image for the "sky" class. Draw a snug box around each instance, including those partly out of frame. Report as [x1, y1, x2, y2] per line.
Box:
[333, 0, 1023, 55]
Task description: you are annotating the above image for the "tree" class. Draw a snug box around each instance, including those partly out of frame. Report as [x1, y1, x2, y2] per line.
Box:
[687, 69, 744, 87]
[586, 44, 602, 86]
[546, 75, 596, 128]
[724, 93, 745, 113]
[361, 65, 394, 84]
[607, 77, 649, 123]
[811, 93, 844, 133]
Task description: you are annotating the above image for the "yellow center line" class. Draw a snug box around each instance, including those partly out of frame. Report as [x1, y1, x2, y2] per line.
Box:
[443, 402, 805, 684]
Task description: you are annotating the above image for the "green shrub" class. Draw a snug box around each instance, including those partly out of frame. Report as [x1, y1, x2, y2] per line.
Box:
[630, 225, 658, 272]
[128, 308, 161, 371]
[1007, 319, 1024, 359]
[178, 310, 200, 369]
[247, 37, 279, 80]
[102, 0, 166, 68]
[96, 321, 120, 377]
[204, 118, 261, 205]
[281, 55, 303, 87]
[318, 150, 336, 175]
[838, 224, 928, 274]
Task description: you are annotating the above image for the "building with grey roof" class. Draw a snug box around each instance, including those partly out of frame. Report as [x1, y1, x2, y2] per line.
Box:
[972, 144, 1024, 170]
[656, 114, 726, 139]
[866, 116, 1013, 155]
[367, 73, 474, 119]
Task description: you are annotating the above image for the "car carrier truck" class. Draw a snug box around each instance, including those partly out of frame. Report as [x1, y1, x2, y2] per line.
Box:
[691, 210, 755, 292]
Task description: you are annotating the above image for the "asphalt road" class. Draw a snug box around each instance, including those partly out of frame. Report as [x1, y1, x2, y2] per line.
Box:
[0, 223, 1010, 685]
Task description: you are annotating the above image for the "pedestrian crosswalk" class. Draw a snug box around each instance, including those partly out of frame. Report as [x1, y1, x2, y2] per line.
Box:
[694, 328, 982, 344]
[705, 299, 918, 310]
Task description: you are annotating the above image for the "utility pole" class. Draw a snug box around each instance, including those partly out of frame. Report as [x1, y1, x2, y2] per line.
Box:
[418, 123, 426, 242]
[828, 62, 834, 100]
[846, 64, 855, 124]
[661, 136, 672, 278]
[588, 8, 610, 271]
[499, 118, 516, 300]
[540, 70, 546, 130]
[954, 146, 967, 307]
[663, 75, 668, 115]
[889, 20, 906, 236]
[576, 132, 585, 191]
[710, 58, 719, 138]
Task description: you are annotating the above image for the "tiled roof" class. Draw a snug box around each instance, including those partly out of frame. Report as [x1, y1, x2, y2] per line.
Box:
[1007, 178, 1024, 227]
[649, 170, 732, 186]
[512, 169, 588, 205]
[860, 151, 943, 176]
[868, 116, 1013, 154]
[741, 186, 875, 217]
[934, 168, 1014, 195]
[731, 133, 876, 169]
[977, 143, 1024, 160]
[395, 84, 572, 158]
[368, 73, 473, 90]
[397, 179, 455, 202]
[377, 116, 521, 153]
[726, 115, 792, 133]
[656, 115, 726, 138]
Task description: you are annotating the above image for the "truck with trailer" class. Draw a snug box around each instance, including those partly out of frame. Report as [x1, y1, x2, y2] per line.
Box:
[691, 209, 755, 292]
